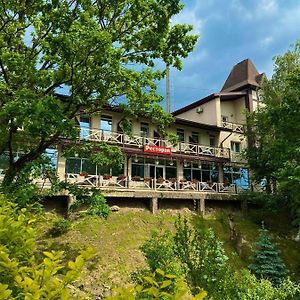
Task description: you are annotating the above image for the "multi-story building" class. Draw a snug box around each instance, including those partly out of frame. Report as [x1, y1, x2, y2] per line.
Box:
[0, 58, 263, 200]
[54, 58, 263, 194]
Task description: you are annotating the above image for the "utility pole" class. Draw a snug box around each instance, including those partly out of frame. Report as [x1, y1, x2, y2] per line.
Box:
[166, 65, 171, 113]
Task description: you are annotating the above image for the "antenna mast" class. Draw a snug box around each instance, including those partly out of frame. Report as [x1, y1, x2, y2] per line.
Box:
[166, 65, 171, 113]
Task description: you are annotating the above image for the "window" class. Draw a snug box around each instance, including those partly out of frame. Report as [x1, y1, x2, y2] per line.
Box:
[140, 122, 149, 137]
[177, 128, 185, 143]
[101, 115, 112, 132]
[209, 135, 215, 147]
[223, 166, 249, 189]
[65, 158, 123, 176]
[80, 116, 90, 139]
[189, 131, 199, 144]
[231, 141, 241, 153]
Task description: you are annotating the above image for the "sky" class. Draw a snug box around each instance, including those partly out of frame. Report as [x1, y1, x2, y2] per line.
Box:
[161, 0, 300, 112]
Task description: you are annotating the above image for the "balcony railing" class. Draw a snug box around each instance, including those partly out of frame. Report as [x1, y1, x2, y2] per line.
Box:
[222, 121, 244, 133]
[79, 128, 230, 159]
[65, 173, 241, 194]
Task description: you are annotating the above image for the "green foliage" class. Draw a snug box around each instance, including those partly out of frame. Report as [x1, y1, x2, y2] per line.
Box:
[48, 217, 72, 237]
[108, 269, 207, 300]
[0, 0, 198, 187]
[140, 215, 300, 299]
[141, 231, 182, 277]
[174, 216, 230, 296]
[70, 192, 111, 218]
[0, 194, 95, 299]
[245, 40, 300, 223]
[63, 142, 124, 170]
[249, 223, 288, 284]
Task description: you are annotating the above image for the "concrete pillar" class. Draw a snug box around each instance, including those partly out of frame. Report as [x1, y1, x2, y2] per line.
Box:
[177, 159, 183, 181]
[150, 197, 158, 214]
[196, 198, 205, 215]
[218, 163, 224, 183]
[57, 152, 66, 181]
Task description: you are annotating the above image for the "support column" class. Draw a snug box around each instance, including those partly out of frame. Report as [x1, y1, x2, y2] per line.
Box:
[150, 197, 158, 214]
[57, 151, 66, 181]
[218, 163, 224, 183]
[177, 159, 183, 180]
[196, 198, 205, 215]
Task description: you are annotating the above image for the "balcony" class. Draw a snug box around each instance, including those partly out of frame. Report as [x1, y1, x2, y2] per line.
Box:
[79, 128, 230, 159]
[222, 121, 244, 133]
[65, 173, 241, 194]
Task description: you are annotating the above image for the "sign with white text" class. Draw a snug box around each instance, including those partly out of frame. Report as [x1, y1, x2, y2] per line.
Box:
[143, 145, 172, 155]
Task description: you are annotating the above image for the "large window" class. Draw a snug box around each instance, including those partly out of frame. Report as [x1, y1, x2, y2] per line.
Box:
[224, 166, 249, 189]
[177, 128, 185, 143]
[66, 158, 123, 176]
[80, 116, 90, 139]
[183, 163, 218, 182]
[132, 163, 144, 177]
[101, 115, 112, 132]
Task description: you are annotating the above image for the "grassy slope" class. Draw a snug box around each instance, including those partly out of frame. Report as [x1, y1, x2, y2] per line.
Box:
[42, 208, 300, 297]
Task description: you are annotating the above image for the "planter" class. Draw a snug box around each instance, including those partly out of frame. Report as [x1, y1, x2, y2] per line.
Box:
[144, 178, 152, 182]
[103, 175, 112, 180]
[117, 176, 126, 180]
[156, 178, 165, 183]
[132, 176, 142, 181]
[80, 172, 88, 177]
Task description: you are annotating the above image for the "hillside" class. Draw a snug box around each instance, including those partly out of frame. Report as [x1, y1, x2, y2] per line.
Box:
[40, 207, 300, 298]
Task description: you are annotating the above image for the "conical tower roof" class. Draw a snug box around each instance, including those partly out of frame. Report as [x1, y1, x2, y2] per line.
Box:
[221, 59, 264, 92]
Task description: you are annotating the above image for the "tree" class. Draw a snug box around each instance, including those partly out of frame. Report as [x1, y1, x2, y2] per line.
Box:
[246, 41, 300, 222]
[249, 223, 288, 284]
[0, 0, 198, 187]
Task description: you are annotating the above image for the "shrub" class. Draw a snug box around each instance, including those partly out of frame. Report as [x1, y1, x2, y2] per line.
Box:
[48, 217, 72, 237]
[0, 194, 94, 299]
[70, 193, 110, 218]
[141, 231, 182, 277]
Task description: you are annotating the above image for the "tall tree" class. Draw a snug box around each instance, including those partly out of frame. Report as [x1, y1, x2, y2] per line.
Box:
[0, 0, 198, 186]
[246, 41, 300, 223]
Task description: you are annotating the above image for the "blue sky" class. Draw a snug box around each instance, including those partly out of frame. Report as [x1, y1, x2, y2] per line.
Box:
[161, 0, 300, 111]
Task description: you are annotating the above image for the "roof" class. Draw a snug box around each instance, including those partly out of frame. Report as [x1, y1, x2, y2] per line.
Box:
[221, 58, 264, 92]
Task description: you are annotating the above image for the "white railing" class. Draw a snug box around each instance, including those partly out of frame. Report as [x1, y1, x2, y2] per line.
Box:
[78, 128, 230, 159]
[64, 174, 240, 194]
[222, 121, 244, 133]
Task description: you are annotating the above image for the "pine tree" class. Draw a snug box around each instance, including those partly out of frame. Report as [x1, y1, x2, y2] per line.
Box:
[249, 222, 288, 284]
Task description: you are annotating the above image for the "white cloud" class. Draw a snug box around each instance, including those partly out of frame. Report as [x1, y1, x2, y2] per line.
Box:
[172, 9, 203, 35]
[257, 0, 278, 15]
[260, 36, 274, 48]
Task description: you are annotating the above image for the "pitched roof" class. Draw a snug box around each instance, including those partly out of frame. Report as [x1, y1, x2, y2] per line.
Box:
[221, 59, 263, 92]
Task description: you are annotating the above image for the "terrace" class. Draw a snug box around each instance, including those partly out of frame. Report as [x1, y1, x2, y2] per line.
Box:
[79, 128, 231, 160]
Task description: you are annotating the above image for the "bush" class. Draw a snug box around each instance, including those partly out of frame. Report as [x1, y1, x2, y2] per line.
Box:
[48, 217, 72, 237]
[70, 193, 110, 218]
[0, 194, 94, 299]
[141, 231, 182, 277]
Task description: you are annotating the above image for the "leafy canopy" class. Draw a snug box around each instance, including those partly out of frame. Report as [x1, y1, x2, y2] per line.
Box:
[0, 0, 198, 186]
[245, 40, 300, 222]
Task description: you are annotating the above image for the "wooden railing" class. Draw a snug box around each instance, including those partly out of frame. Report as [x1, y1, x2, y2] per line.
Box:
[79, 128, 230, 159]
[64, 173, 240, 194]
[222, 121, 244, 133]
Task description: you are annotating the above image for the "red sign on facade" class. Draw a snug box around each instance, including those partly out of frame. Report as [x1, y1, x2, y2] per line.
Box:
[144, 145, 172, 155]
